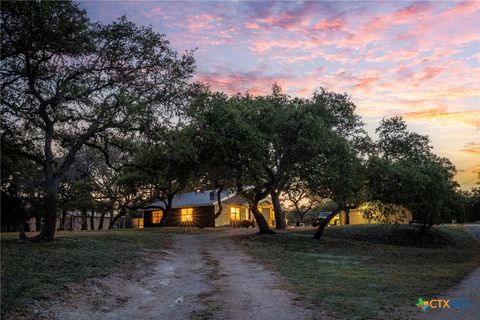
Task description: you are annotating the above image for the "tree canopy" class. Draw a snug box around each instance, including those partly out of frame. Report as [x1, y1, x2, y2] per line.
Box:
[368, 117, 461, 231]
[1, 0, 195, 240]
[0, 1, 469, 241]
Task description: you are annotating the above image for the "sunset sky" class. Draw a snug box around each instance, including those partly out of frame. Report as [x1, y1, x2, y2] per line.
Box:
[79, 1, 480, 189]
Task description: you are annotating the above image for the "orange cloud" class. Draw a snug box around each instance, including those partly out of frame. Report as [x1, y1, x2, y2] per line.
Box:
[460, 142, 480, 155]
[403, 107, 480, 128]
[245, 21, 260, 30]
[352, 76, 380, 92]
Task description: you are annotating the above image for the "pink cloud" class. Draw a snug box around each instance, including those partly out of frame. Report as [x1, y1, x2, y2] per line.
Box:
[352, 76, 380, 92]
[390, 2, 433, 21]
[244, 21, 260, 30]
[313, 17, 347, 32]
[187, 14, 223, 32]
[419, 66, 444, 81]
[442, 1, 480, 17]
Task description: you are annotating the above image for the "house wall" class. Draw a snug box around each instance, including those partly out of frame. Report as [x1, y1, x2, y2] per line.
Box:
[215, 194, 249, 227]
[143, 210, 156, 228]
[143, 194, 276, 228]
[144, 205, 216, 228]
[338, 210, 376, 225]
[214, 203, 229, 226]
[338, 209, 412, 225]
[214, 203, 251, 227]
[259, 203, 275, 227]
[214, 195, 275, 228]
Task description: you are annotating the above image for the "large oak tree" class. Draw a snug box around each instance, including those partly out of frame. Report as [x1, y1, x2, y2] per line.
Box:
[368, 117, 461, 231]
[1, 1, 195, 240]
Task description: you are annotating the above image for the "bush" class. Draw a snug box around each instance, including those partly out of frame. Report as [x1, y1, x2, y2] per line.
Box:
[239, 220, 255, 228]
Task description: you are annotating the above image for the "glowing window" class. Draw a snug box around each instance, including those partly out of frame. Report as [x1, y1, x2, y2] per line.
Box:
[132, 218, 144, 229]
[181, 208, 193, 222]
[244, 207, 250, 220]
[152, 210, 163, 224]
[230, 207, 241, 221]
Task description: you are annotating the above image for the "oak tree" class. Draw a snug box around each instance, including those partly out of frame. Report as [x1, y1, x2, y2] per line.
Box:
[1, 1, 195, 240]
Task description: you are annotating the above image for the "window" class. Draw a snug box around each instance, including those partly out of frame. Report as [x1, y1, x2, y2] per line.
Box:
[152, 210, 163, 224]
[132, 218, 144, 229]
[244, 208, 250, 220]
[230, 206, 241, 221]
[181, 208, 193, 222]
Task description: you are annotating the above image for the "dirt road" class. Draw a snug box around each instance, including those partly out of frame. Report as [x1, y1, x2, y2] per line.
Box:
[43, 230, 324, 320]
[417, 224, 480, 320]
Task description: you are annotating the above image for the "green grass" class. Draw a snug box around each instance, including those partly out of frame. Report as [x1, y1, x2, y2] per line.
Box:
[1, 228, 170, 317]
[238, 224, 480, 319]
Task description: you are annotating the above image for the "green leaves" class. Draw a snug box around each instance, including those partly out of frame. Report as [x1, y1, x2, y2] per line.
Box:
[1, 0, 196, 183]
[368, 117, 461, 228]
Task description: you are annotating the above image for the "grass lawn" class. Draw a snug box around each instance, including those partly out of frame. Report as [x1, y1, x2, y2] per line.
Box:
[238, 224, 480, 319]
[1, 228, 169, 318]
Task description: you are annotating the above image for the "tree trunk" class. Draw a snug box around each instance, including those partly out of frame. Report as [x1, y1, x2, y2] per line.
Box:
[109, 206, 126, 229]
[250, 202, 275, 234]
[160, 195, 175, 227]
[34, 191, 58, 241]
[35, 212, 41, 232]
[214, 186, 224, 219]
[81, 209, 88, 230]
[18, 219, 26, 239]
[89, 210, 95, 230]
[299, 212, 306, 223]
[313, 208, 341, 239]
[271, 189, 285, 229]
[109, 209, 114, 225]
[35, 115, 58, 241]
[345, 208, 350, 225]
[98, 211, 106, 230]
[60, 209, 67, 231]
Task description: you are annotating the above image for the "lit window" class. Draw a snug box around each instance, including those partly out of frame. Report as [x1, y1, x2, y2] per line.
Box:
[132, 218, 144, 229]
[152, 210, 163, 224]
[181, 208, 193, 222]
[230, 207, 241, 221]
[244, 207, 250, 220]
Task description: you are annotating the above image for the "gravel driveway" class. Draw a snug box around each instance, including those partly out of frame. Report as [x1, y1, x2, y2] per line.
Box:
[40, 230, 325, 320]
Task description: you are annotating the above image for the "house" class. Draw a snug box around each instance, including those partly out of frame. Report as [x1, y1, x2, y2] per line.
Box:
[310, 205, 412, 227]
[141, 190, 275, 228]
[334, 207, 412, 225]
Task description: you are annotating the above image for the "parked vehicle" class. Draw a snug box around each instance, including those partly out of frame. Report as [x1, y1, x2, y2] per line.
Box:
[312, 212, 340, 227]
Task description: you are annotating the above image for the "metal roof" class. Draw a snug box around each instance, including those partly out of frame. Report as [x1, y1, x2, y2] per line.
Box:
[144, 189, 236, 210]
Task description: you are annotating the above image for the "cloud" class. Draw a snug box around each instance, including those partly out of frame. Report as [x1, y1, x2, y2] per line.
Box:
[460, 142, 480, 155]
[313, 17, 347, 32]
[352, 76, 380, 92]
[419, 66, 443, 81]
[442, 1, 480, 18]
[186, 14, 223, 32]
[402, 107, 479, 128]
[80, 0, 480, 191]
